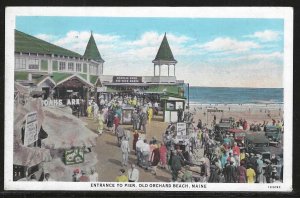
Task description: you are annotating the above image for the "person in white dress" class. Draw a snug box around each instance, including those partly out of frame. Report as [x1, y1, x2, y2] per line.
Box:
[89, 168, 99, 182]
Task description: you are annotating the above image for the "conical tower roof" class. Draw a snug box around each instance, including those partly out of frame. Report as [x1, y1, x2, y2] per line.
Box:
[153, 33, 177, 63]
[84, 32, 104, 63]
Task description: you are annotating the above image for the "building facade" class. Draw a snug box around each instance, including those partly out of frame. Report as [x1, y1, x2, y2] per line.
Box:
[14, 30, 184, 103]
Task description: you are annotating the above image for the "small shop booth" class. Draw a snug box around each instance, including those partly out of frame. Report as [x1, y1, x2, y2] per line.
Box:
[161, 96, 185, 122]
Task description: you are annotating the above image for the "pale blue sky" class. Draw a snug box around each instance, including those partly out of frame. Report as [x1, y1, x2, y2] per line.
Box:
[16, 17, 284, 87]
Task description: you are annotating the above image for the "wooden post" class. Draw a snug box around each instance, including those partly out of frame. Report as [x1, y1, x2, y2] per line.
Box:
[159, 65, 161, 76]
[174, 65, 176, 76]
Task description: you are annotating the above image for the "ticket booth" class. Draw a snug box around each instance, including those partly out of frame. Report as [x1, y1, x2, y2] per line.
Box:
[162, 96, 185, 123]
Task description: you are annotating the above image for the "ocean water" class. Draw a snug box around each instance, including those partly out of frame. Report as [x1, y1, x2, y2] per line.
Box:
[184, 87, 283, 105]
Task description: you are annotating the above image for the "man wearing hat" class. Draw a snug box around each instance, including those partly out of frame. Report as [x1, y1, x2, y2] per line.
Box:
[224, 160, 236, 183]
[132, 110, 139, 130]
[249, 153, 258, 171]
[170, 150, 183, 182]
[264, 159, 272, 183]
[236, 160, 247, 183]
[256, 154, 264, 183]
[136, 136, 144, 166]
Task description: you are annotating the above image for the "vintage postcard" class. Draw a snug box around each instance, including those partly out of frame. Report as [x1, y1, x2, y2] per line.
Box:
[5, 7, 293, 191]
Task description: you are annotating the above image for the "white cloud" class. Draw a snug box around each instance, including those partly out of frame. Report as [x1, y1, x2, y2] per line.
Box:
[35, 33, 57, 42]
[126, 31, 191, 47]
[245, 30, 282, 42]
[223, 52, 283, 62]
[35, 31, 120, 54]
[197, 37, 260, 53]
[176, 60, 282, 88]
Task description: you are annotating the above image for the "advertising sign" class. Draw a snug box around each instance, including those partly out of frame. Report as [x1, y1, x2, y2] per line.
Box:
[112, 76, 142, 83]
[177, 122, 186, 138]
[122, 108, 133, 125]
[97, 86, 107, 92]
[64, 148, 84, 165]
[24, 112, 38, 146]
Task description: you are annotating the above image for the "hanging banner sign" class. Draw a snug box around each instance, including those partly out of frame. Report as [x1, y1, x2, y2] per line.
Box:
[112, 76, 142, 83]
[24, 112, 38, 146]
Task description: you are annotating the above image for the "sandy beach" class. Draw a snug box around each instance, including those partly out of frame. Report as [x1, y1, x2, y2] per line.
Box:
[188, 103, 284, 129]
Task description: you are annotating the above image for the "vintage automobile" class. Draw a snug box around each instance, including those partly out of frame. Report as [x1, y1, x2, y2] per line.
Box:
[227, 128, 246, 148]
[244, 132, 271, 162]
[215, 117, 234, 132]
[264, 125, 281, 146]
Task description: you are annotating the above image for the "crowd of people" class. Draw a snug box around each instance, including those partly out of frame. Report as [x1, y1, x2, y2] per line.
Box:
[67, 93, 284, 184]
[80, 95, 159, 136]
[154, 115, 284, 183]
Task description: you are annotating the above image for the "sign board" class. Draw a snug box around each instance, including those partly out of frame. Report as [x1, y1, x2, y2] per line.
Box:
[177, 122, 187, 138]
[97, 86, 107, 92]
[24, 112, 38, 146]
[112, 76, 142, 83]
[64, 148, 84, 165]
[122, 108, 133, 125]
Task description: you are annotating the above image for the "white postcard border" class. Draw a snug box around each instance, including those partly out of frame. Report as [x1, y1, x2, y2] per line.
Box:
[5, 7, 293, 191]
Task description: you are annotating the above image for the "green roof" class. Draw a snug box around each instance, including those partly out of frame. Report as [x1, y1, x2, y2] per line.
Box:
[79, 73, 87, 80]
[83, 33, 104, 62]
[146, 85, 179, 95]
[51, 72, 72, 83]
[15, 30, 82, 58]
[15, 71, 28, 80]
[90, 75, 99, 84]
[153, 33, 177, 62]
[32, 75, 48, 84]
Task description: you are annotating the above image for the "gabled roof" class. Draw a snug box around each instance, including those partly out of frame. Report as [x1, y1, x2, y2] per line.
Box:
[55, 74, 93, 87]
[153, 33, 177, 63]
[83, 32, 104, 63]
[15, 30, 82, 58]
[51, 72, 73, 83]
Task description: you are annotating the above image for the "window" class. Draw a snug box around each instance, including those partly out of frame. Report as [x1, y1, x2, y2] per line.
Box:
[59, 62, 66, 71]
[28, 59, 39, 70]
[15, 58, 26, 69]
[89, 64, 98, 75]
[68, 62, 74, 71]
[76, 63, 82, 72]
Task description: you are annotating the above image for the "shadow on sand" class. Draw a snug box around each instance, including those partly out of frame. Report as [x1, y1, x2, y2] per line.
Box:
[108, 158, 122, 166]
[105, 140, 119, 147]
